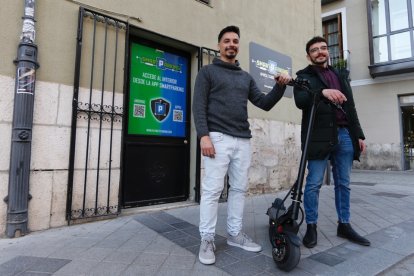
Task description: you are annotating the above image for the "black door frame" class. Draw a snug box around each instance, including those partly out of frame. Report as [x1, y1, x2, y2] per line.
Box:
[121, 26, 199, 208]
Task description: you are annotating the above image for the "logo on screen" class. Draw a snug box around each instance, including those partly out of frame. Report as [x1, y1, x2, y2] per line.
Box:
[156, 57, 182, 73]
[150, 98, 170, 122]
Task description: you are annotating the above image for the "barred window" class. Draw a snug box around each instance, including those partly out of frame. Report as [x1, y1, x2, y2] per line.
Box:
[323, 14, 344, 66]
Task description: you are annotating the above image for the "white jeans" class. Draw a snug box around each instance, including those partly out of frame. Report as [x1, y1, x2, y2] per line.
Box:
[199, 132, 251, 240]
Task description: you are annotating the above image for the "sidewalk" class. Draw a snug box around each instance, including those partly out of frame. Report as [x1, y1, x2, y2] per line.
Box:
[0, 170, 413, 275]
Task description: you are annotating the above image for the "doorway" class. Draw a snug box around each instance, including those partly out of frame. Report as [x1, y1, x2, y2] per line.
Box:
[400, 95, 414, 170]
[122, 37, 192, 207]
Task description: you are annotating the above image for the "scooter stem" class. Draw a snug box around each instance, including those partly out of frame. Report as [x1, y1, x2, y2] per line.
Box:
[291, 90, 320, 220]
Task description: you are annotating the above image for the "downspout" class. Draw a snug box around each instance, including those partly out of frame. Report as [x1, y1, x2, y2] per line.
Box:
[5, 0, 39, 238]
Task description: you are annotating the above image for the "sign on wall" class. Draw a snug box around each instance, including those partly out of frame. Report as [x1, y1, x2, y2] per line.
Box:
[128, 43, 188, 137]
[249, 42, 293, 97]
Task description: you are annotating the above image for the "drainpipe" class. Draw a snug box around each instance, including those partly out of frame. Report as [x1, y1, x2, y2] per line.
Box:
[5, 0, 39, 238]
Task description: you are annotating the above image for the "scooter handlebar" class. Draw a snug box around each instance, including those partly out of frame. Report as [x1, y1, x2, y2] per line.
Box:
[287, 77, 311, 91]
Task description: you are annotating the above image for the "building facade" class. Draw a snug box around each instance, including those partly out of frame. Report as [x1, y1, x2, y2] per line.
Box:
[322, 0, 414, 171]
[0, 0, 322, 235]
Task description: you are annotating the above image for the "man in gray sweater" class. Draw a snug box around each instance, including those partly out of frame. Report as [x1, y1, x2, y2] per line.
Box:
[193, 25, 292, 265]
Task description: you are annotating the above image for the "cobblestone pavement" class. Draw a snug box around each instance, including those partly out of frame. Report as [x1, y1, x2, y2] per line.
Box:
[0, 169, 413, 275]
[380, 254, 414, 276]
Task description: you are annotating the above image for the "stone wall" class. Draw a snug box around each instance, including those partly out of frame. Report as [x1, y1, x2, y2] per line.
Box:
[0, 75, 16, 235]
[198, 118, 303, 196]
[0, 75, 123, 236]
[249, 119, 302, 194]
[354, 143, 402, 171]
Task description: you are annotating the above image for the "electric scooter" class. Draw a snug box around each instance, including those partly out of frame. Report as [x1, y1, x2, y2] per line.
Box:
[266, 78, 319, 271]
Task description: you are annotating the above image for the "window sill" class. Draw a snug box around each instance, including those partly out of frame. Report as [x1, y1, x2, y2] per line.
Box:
[369, 60, 414, 78]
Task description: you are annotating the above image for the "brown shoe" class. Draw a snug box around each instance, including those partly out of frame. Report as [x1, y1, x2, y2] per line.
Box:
[337, 223, 370, 246]
[303, 224, 317, 248]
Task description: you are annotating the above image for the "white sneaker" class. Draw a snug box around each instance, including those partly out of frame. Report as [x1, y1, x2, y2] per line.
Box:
[199, 239, 216, 265]
[227, 232, 262, 252]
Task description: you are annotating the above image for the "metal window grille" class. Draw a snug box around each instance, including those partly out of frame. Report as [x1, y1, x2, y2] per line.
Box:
[66, 7, 127, 223]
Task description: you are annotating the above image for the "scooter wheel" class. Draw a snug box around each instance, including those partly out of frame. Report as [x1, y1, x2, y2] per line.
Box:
[270, 229, 301, 272]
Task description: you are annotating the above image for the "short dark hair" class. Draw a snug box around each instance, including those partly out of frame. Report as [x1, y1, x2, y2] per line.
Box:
[218, 25, 240, 42]
[306, 36, 327, 54]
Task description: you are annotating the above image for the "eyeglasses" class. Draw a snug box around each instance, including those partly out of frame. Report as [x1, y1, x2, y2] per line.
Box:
[309, 46, 328, 54]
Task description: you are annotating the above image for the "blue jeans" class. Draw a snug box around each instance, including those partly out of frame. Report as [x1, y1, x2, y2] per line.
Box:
[304, 127, 354, 224]
[199, 132, 251, 240]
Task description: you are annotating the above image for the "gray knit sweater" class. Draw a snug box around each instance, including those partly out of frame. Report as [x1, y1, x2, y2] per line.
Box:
[193, 58, 286, 138]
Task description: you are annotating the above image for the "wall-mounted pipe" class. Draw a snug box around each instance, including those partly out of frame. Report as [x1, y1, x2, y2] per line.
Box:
[5, 0, 39, 238]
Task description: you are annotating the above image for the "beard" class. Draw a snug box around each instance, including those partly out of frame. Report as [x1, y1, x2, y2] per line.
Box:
[225, 52, 237, 59]
[224, 47, 238, 59]
[310, 54, 328, 66]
